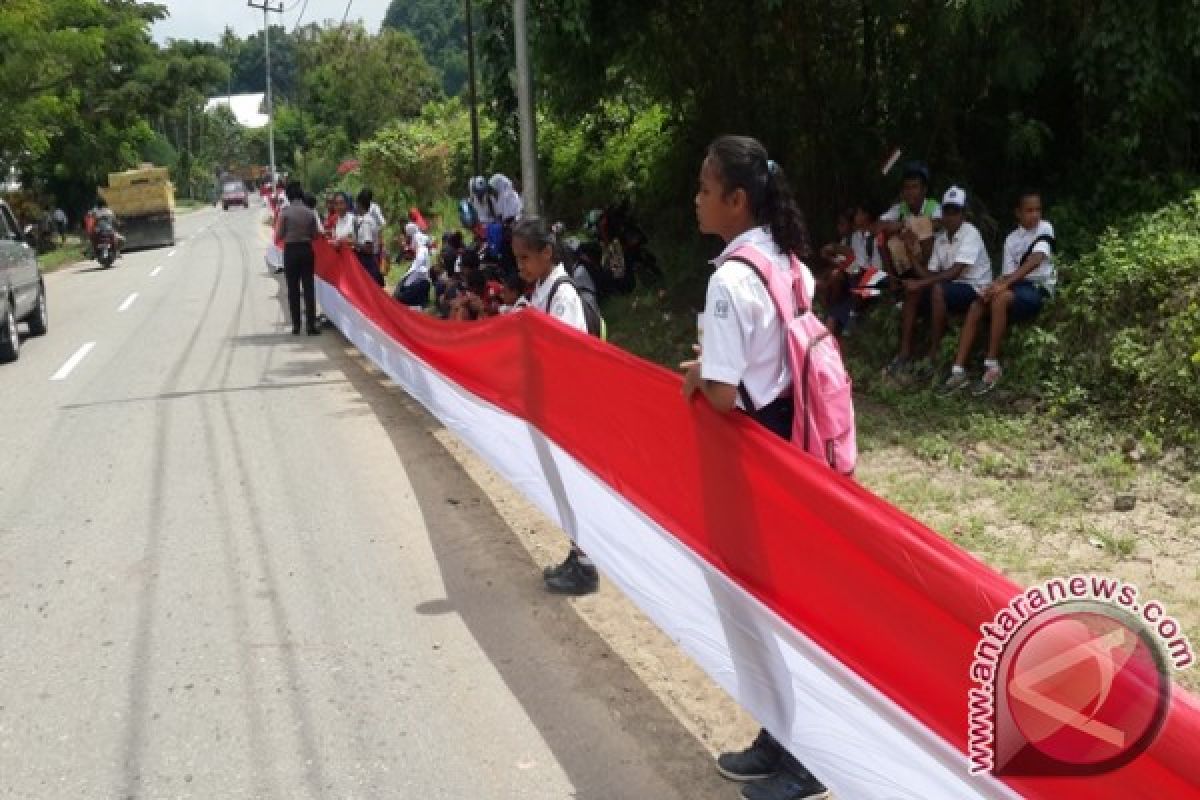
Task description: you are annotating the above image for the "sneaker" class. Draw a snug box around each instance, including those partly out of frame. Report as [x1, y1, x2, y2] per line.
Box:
[941, 370, 971, 394]
[543, 559, 598, 595]
[973, 365, 1002, 396]
[716, 730, 783, 782]
[740, 765, 831, 800]
[542, 550, 579, 581]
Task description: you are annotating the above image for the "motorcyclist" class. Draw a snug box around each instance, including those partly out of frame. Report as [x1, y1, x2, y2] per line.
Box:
[90, 198, 124, 259]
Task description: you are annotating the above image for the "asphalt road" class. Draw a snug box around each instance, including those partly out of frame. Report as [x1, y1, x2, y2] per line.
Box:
[0, 206, 729, 800]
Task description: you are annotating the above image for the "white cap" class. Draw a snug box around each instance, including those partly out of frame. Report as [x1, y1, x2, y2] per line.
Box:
[942, 186, 967, 208]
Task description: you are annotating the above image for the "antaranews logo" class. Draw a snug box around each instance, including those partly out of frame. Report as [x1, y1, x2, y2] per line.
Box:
[968, 575, 1194, 777]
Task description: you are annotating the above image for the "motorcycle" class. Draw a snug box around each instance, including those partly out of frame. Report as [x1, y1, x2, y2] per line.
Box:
[92, 227, 118, 269]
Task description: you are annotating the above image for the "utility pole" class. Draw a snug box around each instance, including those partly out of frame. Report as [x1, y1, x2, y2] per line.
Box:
[512, 0, 538, 214]
[248, 0, 284, 184]
[464, 0, 482, 179]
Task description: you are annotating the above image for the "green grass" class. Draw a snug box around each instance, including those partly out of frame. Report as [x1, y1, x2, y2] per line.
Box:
[36, 237, 86, 273]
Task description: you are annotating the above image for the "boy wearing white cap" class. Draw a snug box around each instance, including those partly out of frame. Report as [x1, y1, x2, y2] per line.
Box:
[943, 189, 1056, 394]
[887, 186, 991, 381]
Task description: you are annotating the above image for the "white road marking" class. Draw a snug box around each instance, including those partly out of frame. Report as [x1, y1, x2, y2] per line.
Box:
[118, 293, 139, 313]
[50, 342, 96, 382]
[150, 266, 163, 277]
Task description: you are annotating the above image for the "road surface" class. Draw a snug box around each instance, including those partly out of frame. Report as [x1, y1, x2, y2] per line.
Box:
[0, 206, 730, 799]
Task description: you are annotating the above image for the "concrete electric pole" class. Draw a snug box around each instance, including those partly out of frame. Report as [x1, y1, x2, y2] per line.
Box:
[248, 0, 284, 184]
[512, 0, 538, 214]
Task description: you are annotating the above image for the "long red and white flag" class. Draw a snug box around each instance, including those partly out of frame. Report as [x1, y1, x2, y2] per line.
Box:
[313, 241, 1200, 799]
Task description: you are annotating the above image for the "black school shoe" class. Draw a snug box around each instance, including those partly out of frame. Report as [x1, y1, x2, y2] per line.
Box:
[716, 729, 783, 782]
[542, 550, 579, 580]
[543, 557, 598, 595]
[740, 764, 831, 800]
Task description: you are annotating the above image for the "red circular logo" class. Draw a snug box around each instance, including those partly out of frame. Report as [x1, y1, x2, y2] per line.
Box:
[996, 604, 1170, 775]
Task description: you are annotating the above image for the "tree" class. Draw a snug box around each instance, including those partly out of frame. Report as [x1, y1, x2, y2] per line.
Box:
[300, 24, 442, 145]
[383, 0, 468, 96]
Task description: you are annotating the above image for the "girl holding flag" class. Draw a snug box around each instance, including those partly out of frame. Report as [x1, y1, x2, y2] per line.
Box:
[680, 135, 830, 800]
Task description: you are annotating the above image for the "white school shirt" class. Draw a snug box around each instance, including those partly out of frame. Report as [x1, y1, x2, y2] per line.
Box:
[354, 212, 380, 248]
[927, 221, 992, 291]
[849, 229, 883, 272]
[530, 264, 588, 333]
[1002, 220, 1056, 291]
[701, 226, 816, 411]
[402, 236, 432, 287]
[334, 213, 356, 242]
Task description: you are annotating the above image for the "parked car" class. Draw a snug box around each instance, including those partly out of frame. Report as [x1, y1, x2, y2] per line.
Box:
[0, 200, 48, 362]
[221, 181, 249, 211]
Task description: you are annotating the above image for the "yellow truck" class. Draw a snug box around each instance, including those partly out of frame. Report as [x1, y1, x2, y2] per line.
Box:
[99, 165, 176, 250]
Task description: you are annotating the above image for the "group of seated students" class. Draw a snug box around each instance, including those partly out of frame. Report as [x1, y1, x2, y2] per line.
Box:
[818, 162, 1056, 395]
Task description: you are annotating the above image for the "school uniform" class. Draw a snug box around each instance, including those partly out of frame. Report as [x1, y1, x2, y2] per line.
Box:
[395, 234, 432, 307]
[704, 227, 828, 798]
[701, 226, 815, 433]
[849, 229, 883, 272]
[352, 212, 385, 287]
[531, 264, 588, 333]
[1001, 220, 1056, 320]
[534, 263, 596, 595]
[924, 221, 992, 313]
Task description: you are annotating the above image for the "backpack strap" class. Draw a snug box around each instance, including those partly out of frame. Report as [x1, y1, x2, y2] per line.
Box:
[545, 276, 572, 313]
[725, 245, 801, 414]
[1021, 233, 1056, 266]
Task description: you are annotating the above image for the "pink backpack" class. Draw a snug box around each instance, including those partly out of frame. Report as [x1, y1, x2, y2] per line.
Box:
[727, 244, 858, 475]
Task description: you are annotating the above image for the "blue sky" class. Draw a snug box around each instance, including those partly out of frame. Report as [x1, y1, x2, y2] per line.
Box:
[152, 0, 392, 43]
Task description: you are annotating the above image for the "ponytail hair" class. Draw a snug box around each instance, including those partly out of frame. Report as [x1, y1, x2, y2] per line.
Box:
[706, 135, 813, 260]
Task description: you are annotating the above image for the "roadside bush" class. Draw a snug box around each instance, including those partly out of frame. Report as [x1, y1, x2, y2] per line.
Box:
[1054, 192, 1200, 445]
[358, 98, 497, 221]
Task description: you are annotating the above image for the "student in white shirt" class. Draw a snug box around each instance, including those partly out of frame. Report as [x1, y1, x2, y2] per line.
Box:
[945, 189, 1056, 394]
[353, 190, 384, 287]
[679, 135, 829, 800]
[886, 186, 990, 382]
[510, 217, 594, 594]
[394, 222, 432, 307]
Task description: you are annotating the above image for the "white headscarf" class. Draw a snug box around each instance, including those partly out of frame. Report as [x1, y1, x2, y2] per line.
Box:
[488, 173, 524, 221]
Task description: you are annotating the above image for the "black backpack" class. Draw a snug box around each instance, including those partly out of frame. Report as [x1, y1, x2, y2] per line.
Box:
[546, 277, 605, 338]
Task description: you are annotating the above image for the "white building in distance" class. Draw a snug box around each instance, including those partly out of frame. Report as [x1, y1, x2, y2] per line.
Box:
[204, 93, 269, 129]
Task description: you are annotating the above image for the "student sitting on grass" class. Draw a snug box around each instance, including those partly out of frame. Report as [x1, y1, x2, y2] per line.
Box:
[886, 187, 991, 382]
[822, 206, 884, 336]
[943, 189, 1056, 395]
[877, 162, 941, 283]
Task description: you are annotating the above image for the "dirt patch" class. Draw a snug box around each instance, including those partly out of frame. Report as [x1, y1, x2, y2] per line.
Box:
[856, 436, 1200, 692]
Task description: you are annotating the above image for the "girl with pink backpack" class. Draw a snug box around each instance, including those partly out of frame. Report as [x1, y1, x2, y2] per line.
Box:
[680, 135, 842, 800]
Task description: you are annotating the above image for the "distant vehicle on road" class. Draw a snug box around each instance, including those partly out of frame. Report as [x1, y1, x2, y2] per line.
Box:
[221, 180, 249, 211]
[0, 200, 48, 363]
[100, 165, 176, 251]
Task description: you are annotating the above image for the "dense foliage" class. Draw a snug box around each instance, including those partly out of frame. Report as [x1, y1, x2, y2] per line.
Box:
[383, 0, 468, 96]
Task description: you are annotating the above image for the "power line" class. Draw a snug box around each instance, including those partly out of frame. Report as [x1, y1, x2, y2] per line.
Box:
[291, 0, 310, 31]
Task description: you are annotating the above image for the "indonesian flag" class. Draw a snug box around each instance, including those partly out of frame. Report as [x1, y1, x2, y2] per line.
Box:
[310, 240, 1200, 800]
[851, 266, 889, 299]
